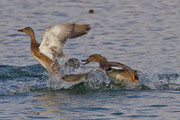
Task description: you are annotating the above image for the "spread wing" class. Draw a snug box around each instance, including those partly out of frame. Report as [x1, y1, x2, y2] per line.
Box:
[39, 24, 90, 60]
[62, 73, 88, 83]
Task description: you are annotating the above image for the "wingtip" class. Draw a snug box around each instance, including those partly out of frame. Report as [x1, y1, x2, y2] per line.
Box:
[76, 24, 91, 31]
[85, 24, 91, 31]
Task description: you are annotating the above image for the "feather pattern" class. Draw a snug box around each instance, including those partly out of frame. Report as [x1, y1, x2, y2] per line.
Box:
[17, 24, 90, 75]
[39, 24, 90, 60]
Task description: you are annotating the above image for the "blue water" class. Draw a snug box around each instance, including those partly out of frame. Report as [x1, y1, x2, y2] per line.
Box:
[1, 0, 180, 119]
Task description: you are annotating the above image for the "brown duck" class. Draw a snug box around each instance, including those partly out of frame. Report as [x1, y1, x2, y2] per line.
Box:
[18, 24, 90, 75]
[62, 54, 140, 84]
[82, 54, 140, 83]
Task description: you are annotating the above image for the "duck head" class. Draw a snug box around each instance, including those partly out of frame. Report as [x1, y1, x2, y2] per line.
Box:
[18, 27, 35, 38]
[82, 54, 110, 70]
[82, 54, 103, 64]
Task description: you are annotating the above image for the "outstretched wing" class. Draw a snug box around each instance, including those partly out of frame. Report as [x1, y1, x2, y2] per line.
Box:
[39, 24, 90, 60]
[62, 73, 88, 83]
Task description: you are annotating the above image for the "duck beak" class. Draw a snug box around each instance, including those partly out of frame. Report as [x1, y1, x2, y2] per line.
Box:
[17, 29, 23, 32]
[81, 59, 89, 65]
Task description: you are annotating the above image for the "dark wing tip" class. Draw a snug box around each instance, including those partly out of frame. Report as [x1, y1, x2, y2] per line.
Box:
[70, 24, 91, 38]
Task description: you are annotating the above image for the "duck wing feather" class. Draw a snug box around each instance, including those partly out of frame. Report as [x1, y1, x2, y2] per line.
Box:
[39, 24, 90, 60]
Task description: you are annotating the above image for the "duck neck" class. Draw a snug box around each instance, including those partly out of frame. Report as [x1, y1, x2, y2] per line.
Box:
[29, 32, 37, 44]
[99, 58, 110, 70]
[29, 32, 40, 52]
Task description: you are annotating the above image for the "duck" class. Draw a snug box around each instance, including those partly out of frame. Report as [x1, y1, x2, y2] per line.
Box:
[82, 54, 140, 83]
[62, 54, 140, 84]
[18, 24, 90, 75]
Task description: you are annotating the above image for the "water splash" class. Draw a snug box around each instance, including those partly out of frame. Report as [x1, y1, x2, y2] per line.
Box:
[0, 78, 45, 95]
[46, 57, 112, 90]
[46, 76, 76, 90]
[139, 72, 180, 90]
[1, 62, 180, 96]
[0, 64, 47, 95]
[80, 68, 112, 90]
[46, 60, 111, 90]
[46, 57, 84, 90]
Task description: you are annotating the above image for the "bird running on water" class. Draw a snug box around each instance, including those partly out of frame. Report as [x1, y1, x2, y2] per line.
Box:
[18, 24, 90, 75]
[62, 54, 141, 84]
[82, 54, 140, 83]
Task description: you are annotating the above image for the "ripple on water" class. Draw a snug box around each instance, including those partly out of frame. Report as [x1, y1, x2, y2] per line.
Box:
[126, 114, 159, 118]
[147, 105, 168, 108]
[111, 112, 124, 116]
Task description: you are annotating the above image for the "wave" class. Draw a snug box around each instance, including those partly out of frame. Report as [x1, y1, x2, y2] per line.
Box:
[0, 64, 180, 95]
[0, 64, 47, 95]
[139, 72, 180, 91]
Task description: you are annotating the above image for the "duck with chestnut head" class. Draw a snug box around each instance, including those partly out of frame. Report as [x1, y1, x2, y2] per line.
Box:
[62, 54, 141, 84]
[82, 54, 140, 84]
